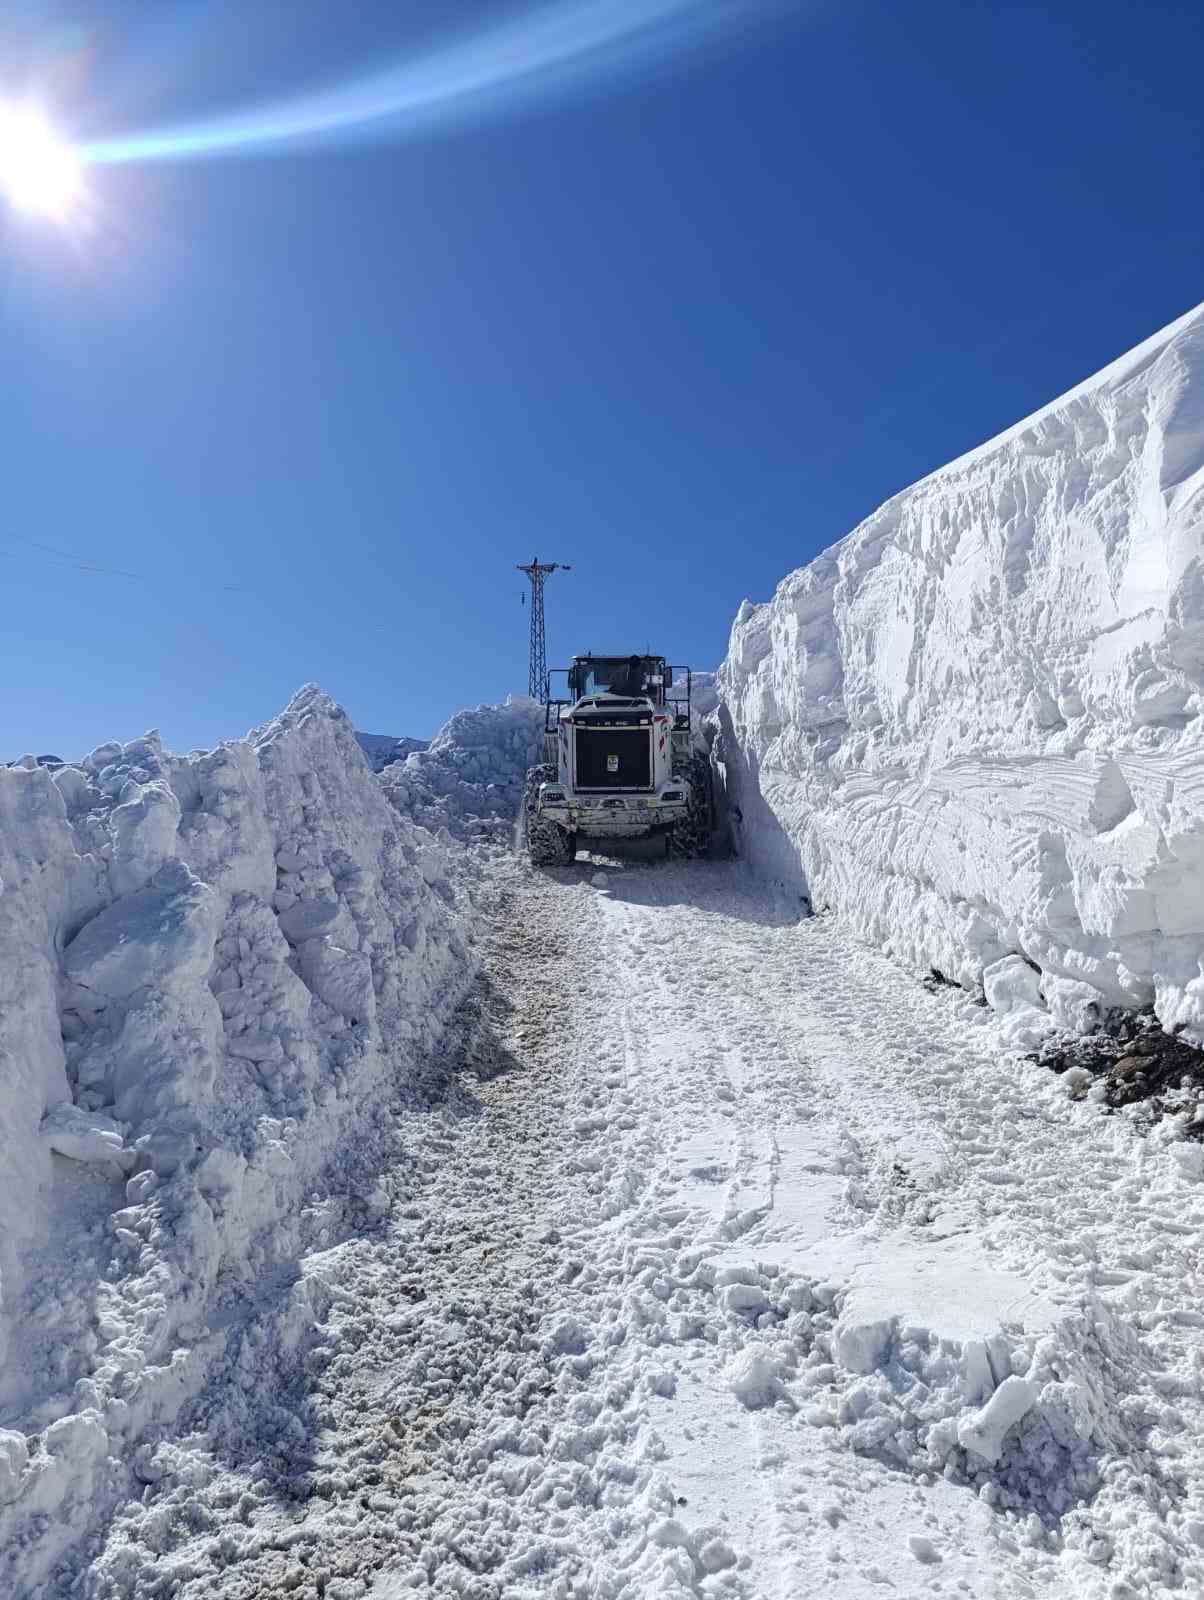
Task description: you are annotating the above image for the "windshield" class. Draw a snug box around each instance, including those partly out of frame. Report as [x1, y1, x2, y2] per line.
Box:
[571, 658, 664, 700]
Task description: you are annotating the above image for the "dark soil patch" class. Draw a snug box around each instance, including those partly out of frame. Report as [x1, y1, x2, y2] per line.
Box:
[922, 967, 958, 994]
[1032, 1010, 1204, 1139]
[921, 967, 988, 1004]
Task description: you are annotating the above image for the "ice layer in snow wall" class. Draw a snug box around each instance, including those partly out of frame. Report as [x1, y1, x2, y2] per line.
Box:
[719, 303, 1204, 1040]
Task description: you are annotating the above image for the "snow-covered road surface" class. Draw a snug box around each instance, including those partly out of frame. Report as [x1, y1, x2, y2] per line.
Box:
[79, 857, 1204, 1600]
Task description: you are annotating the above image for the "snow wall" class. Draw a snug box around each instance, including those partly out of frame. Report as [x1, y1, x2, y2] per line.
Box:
[378, 696, 546, 841]
[0, 687, 472, 1585]
[719, 303, 1204, 1042]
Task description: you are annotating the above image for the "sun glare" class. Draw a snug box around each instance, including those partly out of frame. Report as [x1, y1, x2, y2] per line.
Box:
[0, 103, 85, 222]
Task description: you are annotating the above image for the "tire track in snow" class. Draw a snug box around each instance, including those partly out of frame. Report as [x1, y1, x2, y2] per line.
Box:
[80, 862, 766, 1598]
[600, 872, 977, 1590]
[593, 860, 1204, 1596]
[583, 861, 1044, 1596]
[77, 854, 1204, 1600]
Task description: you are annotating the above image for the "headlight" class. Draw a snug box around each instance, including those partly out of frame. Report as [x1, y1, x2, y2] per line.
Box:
[661, 789, 684, 803]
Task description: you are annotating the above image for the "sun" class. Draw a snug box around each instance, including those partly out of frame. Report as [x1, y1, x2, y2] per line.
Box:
[0, 103, 85, 222]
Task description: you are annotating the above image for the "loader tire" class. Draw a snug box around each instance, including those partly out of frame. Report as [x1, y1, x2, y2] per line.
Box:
[521, 764, 574, 867]
[521, 763, 555, 835]
[528, 818, 574, 867]
[668, 753, 713, 861]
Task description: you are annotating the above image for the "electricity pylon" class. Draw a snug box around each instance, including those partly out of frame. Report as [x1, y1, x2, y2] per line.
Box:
[517, 556, 570, 700]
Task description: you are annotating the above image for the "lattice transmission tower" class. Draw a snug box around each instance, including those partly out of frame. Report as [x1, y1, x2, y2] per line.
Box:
[518, 556, 570, 699]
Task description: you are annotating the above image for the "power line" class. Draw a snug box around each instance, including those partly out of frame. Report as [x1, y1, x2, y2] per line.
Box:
[0, 533, 244, 591]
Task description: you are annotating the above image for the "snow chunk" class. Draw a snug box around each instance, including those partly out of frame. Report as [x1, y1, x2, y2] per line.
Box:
[296, 935, 375, 1024]
[0, 1432, 28, 1505]
[957, 1374, 1038, 1464]
[1041, 975, 1107, 1033]
[276, 894, 341, 942]
[834, 1313, 894, 1376]
[63, 859, 219, 1001]
[803, 1231, 1060, 1403]
[997, 1004, 1056, 1052]
[725, 1341, 784, 1407]
[983, 955, 1042, 1016]
[40, 1104, 135, 1171]
[108, 779, 181, 898]
[1170, 1142, 1204, 1181]
[719, 1281, 771, 1317]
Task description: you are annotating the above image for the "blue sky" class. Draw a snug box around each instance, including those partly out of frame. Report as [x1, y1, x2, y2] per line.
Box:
[2, 0, 1201, 758]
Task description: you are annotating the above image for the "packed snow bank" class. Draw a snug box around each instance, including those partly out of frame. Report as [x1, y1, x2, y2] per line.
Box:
[354, 731, 428, 773]
[0, 686, 472, 1590]
[719, 303, 1204, 1040]
[378, 696, 545, 841]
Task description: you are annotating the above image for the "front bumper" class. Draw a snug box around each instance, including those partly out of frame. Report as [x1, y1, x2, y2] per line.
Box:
[538, 794, 688, 837]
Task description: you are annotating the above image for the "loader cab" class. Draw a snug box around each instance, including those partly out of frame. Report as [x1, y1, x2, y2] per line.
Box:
[545, 655, 695, 737]
[567, 654, 667, 706]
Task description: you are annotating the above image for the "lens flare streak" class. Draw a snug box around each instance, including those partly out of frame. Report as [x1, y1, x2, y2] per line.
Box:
[83, 0, 787, 167]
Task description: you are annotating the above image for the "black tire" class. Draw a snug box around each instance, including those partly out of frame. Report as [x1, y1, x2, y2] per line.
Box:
[521, 763, 573, 867]
[667, 753, 713, 860]
[528, 818, 574, 866]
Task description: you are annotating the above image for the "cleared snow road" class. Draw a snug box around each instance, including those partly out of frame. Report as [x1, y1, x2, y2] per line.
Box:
[82, 857, 1204, 1600]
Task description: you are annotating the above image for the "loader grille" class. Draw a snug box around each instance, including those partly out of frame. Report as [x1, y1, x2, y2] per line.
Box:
[574, 725, 652, 790]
